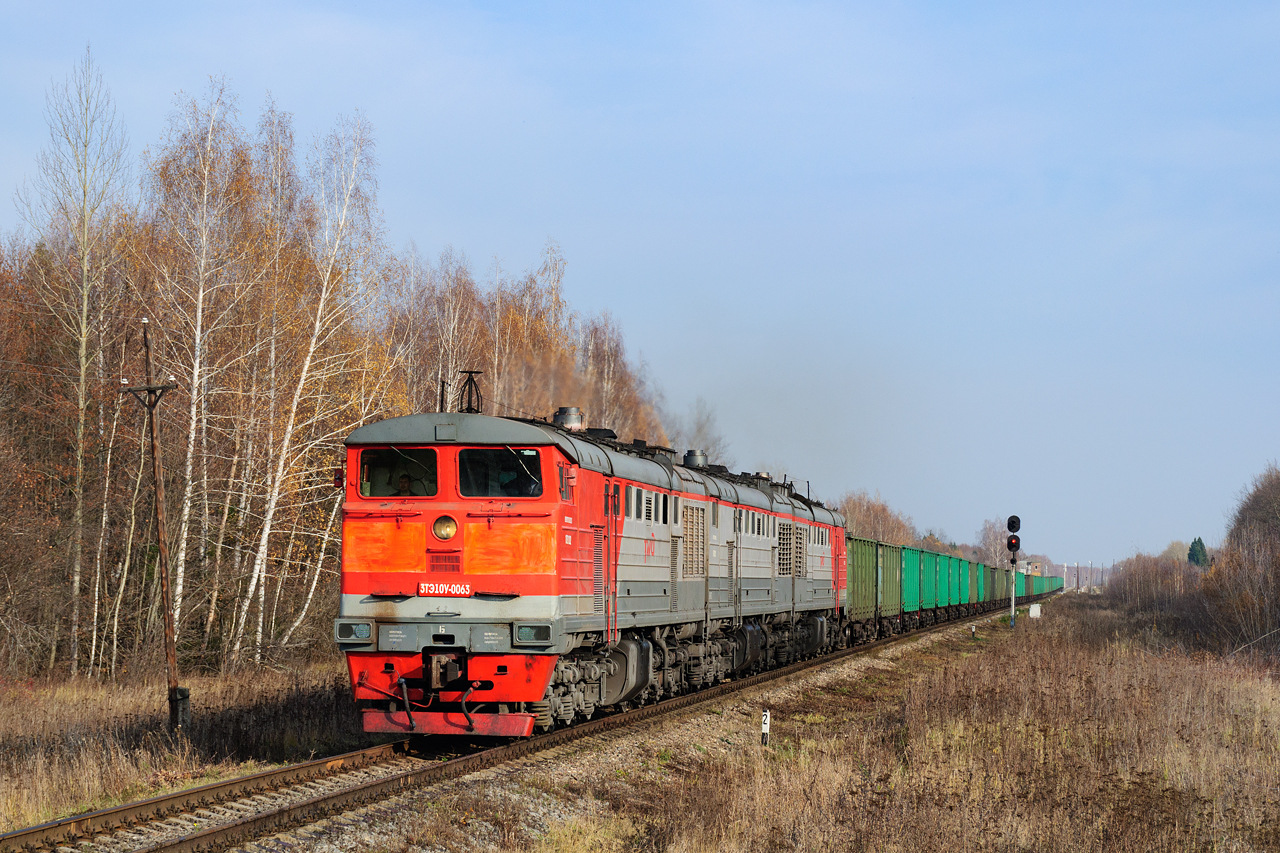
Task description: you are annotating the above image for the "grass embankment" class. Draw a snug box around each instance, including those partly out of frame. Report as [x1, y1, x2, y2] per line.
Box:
[384, 598, 1280, 853]
[0, 661, 371, 831]
[569, 598, 1280, 852]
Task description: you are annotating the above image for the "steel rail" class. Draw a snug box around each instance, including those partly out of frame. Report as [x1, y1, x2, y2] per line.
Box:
[0, 740, 409, 851]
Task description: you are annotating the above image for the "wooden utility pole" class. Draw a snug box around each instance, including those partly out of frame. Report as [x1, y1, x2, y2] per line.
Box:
[122, 318, 188, 730]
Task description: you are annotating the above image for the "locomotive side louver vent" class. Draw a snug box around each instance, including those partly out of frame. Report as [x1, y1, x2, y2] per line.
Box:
[670, 536, 681, 611]
[796, 527, 808, 578]
[778, 523, 795, 577]
[683, 506, 706, 578]
[592, 527, 605, 614]
[727, 541, 736, 605]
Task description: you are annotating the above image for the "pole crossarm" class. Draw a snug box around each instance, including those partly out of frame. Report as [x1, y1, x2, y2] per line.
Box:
[121, 383, 179, 409]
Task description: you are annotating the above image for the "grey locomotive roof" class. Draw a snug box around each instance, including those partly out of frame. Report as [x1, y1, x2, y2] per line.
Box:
[346, 412, 844, 528]
[346, 413, 561, 448]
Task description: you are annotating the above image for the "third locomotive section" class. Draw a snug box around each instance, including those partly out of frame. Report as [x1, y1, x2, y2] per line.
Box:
[333, 407, 1060, 738]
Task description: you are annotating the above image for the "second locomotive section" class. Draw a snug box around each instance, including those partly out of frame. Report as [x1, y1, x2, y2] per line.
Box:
[334, 410, 847, 736]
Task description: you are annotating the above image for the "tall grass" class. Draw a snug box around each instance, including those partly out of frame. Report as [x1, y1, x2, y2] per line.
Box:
[567, 598, 1280, 852]
[0, 662, 374, 831]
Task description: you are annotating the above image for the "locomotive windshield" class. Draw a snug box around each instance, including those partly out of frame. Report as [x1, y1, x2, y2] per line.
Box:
[459, 447, 543, 497]
[359, 448, 437, 497]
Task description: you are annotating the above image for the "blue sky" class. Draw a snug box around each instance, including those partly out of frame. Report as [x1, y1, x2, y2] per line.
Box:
[3, 2, 1278, 565]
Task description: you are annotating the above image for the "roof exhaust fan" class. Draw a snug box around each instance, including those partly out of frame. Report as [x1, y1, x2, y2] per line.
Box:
[553, 406, 585, 431]
[683, 449, 708, 468]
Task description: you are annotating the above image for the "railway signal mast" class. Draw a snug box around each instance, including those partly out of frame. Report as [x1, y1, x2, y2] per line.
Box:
[1007, 515, 1021, 627]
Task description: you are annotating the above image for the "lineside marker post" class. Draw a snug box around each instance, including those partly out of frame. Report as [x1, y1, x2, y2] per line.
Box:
[761, 708, 770, 746]
[121, 319, 188, 731]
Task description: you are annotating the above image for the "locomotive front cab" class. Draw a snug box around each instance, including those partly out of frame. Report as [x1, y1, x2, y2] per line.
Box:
[335, 414, 575, 737]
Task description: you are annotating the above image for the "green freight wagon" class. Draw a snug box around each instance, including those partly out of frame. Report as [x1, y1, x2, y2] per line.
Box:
[878, 543, 904, 632]
[847, 536, 878, 642]
[1016, 571, 1027, 598]
[977, 562, 988, 603]
[949, 555, 961, 608]
[902, 547, 922, 625]
[959, 559, 971, 605]
[921, 551, 938, 611]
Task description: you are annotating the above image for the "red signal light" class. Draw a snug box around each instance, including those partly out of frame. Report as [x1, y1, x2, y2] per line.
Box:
[1006, 534, 1020, 552]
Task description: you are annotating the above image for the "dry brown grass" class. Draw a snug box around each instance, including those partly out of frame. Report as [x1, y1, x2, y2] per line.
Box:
[567, 598, 1280, 852]
[15, 600, 1280, 852]
[0, 660, 374, 831]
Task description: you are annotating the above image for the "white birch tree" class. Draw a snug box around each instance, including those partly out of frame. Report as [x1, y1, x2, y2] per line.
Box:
[231, 113, 379, 664]
[16, 47, 129, 674]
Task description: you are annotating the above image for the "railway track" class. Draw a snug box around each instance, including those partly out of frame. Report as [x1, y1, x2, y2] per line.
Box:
[2, 611, 1014, 853]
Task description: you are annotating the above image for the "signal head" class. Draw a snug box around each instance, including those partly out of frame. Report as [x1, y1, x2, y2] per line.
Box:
[1007, 515, 1021, 533]
[1006, 533, 1021, 552]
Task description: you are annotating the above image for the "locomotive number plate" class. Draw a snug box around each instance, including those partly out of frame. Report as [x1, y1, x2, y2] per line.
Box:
[418, 582, 472, 597]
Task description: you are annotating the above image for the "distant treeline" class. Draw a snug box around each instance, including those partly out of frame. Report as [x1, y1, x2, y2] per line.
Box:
[1108, 464, 1280, 655]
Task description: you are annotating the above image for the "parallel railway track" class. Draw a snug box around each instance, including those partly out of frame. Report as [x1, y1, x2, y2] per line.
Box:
[1, 609, 1020, 853]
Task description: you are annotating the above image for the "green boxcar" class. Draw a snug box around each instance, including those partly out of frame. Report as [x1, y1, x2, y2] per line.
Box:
[976, 562, 987, 603]
[848, 537, 877, 621]
[958, 560, 970, 605]
[921, 551, 937, 609]
[902, 547, 921, 613]
[968, 560, 979, 604]
[949, 555, 961, 606]
[878, 544, 903, 618]
[934, 555, 947, 607]
[1016, 571, 1027, 597]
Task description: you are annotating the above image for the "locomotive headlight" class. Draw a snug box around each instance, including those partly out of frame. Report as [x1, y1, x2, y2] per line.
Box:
[334, 620, 373, 642]
[433, 515, 458, 541]
[514, 623, 552, 645]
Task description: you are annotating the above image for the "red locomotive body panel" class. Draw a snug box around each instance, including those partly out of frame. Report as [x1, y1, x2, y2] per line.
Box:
[345, 651, 558, 703]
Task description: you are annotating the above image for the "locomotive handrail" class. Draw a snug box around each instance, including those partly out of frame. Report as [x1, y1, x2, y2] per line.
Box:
[346, 510, 424, 518]
[464, 511, 552, 518]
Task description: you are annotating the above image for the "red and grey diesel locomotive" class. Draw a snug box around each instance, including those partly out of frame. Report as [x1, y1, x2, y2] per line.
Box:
[333, 407, 1056, 738]
[334, 406, 846, 737]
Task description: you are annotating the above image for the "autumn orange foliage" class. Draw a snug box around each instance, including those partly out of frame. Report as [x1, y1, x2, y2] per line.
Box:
[0, 75, 665, 678]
